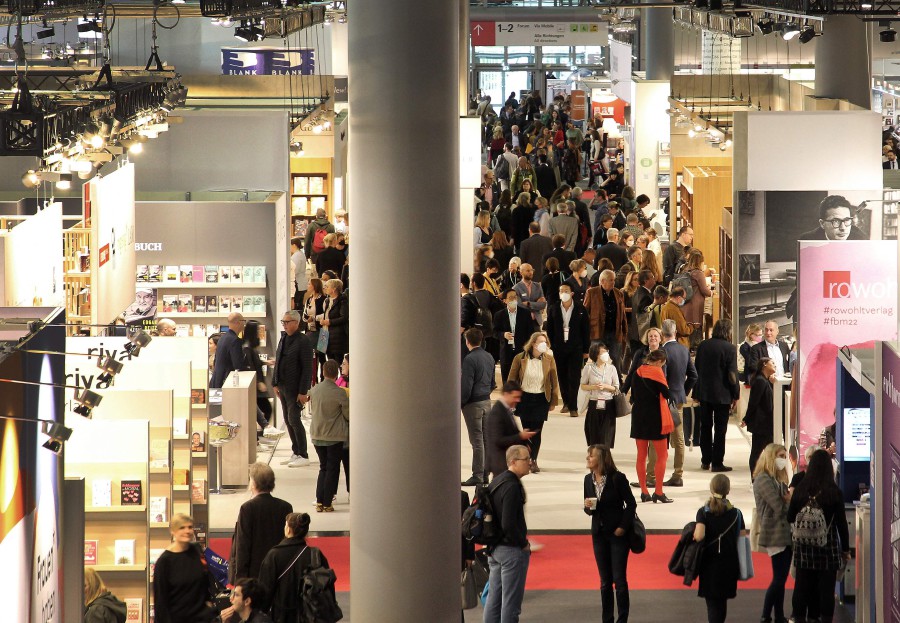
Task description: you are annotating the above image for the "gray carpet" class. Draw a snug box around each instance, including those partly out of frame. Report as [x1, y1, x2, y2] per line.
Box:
[334, 590, 856, 622]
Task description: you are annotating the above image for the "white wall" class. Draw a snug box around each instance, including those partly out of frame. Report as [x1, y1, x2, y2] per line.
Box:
[629, 80, 670, 203]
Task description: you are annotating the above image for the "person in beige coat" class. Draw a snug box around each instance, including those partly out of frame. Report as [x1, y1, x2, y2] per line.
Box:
[508, 331, 559, 473]
[309, 360, 349, 512]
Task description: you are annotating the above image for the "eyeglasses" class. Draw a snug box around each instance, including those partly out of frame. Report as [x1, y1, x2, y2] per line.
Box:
[824, 217, 853, 229]
[512, 456, 533, 464]
[281, 319, 298, 325]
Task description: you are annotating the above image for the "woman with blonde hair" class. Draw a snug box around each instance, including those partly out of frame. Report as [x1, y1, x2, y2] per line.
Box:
[84, 568, 127, 623]
[753, 443, 792, 623]
[474, 210, 493, 248]
[693, 474, 745, 623]
[508, 331, 559, 473]
[154, 513, 216, 623]
[681, 248, 712, 331]
[315, 232, 347, 279]
[639, 248, 662, 285]
[565, 258, 589, 302]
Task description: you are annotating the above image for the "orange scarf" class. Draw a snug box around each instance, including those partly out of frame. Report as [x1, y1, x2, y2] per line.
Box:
[637, 364, 674, 435]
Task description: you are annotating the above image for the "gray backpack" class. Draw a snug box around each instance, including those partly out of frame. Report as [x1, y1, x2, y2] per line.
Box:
[792, 496, 830, 547]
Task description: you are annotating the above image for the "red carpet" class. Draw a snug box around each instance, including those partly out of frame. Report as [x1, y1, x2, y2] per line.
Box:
[210, 534, 790, 592]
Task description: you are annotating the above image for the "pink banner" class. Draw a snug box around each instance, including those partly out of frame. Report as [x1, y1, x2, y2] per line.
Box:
[797, 240, 898, 454]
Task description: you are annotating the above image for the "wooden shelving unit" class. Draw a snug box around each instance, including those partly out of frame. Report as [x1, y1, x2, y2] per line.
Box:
[63, 224, 92, 333]
[679, 165, 732, 274]
[718, 206, 733, 322]
[290, 157, 333, 238]
[883, 188, 899, 240]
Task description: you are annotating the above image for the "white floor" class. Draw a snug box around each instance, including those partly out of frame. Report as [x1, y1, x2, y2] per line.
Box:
[210, 400, 756, 534]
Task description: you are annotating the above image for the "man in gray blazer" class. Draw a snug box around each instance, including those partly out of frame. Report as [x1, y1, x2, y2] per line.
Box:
[513, 263, 547, 326]
[518, 222, 553, 280]
[660, 319, 697, 487]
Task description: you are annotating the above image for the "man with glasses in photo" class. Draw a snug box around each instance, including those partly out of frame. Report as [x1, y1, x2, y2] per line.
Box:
[272, 310, 314, 468]
[211, 312, 246, 388]
[799, 194, 868, 241]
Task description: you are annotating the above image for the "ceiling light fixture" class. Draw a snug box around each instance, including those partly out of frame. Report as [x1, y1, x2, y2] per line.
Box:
[56, 173, 72, 190]
[36, 21, 55, 39]
[780, 23, 800, 40]
[798, 26, 817, 43]
[22, 170, 41, 188]
[96, 355, 124, 384]
[41, 421, 73, 455]
[289, 141, 305, 157]
[73, 389, 102, 418]
[756, 17, 775, 34]
[881, 27, 897, 43]
[124, 330, 152, 356]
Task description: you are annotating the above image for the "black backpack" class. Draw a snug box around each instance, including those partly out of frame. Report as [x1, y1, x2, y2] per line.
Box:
[467, 293, 494, 334]
[295, 547, 343, 623]
[462, 482, 507, 546]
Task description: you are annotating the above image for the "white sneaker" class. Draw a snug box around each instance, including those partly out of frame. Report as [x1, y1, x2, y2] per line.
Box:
[288, 457, 310, 468]
[280, 454, 299, 465]
[263, 426, 285, 438]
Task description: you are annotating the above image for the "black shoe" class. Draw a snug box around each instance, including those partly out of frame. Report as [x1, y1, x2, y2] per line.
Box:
[461, 476, 483, 486]
[652, 493, 675, 503]
[711, 465, 733, 472]
[663, 477, 684, 487]
[700, 462, 710, 471]
[640, 492, 652, 503]
[631, 480, 655, 488]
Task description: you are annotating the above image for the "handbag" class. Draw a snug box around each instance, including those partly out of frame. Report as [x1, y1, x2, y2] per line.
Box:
[667, 399, 682, 428]
[576, 363, 597, 416]
[613, 391, 631, 418]
[629, 514, 647, 554]
[736, 510, 754, 581]
[316, 327, 330, 354]
[461, 567, 478, 610]
[749, 507, 762, 553]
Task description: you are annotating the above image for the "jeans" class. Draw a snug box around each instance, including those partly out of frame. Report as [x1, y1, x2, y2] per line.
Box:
[593, 531, 630, 623]
[341, 443, 350, 493]
[699, 402, 731, 467]
[763, 547, 792, 620]
[462, 400, 490, 480]
[792, 568, 837, 622]
[705, 597, 727, 623]
[483, 545, 530, 623]
[279, 392, 308, 458]
[313, 442, 343, 505]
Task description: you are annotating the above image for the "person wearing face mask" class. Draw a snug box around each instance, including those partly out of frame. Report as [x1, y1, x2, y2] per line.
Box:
[494, 289, 537, 384]
[483, 258, 502, 299]
[564, 259, 590, 303]
[659, 287, 693, 349]
[581, 343, 620, 446]
[546, 283, 590, 417]
[508, 331, 560, 472]
[741, 358, 777, 476]
[752, 444, 793, 623]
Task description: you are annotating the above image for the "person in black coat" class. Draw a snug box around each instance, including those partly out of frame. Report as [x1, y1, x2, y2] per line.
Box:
[534, 155, 558, 200]
[742, 357, 776, 476]
[693, 320, 741, 472]
[211, 313, 247, 388]
[494, 289, 537, 384]
[545, 283, 590, 416]
[595, 231, 628, 272]
[315, 234, 347, 279]
[484, 383, 535, 479]
[322, 280, 348, 363]
[231, 463, 294, 582]
[258, 512, 334, 623]
[694, 474, 744, 623]
[630, 349, 673, 503]
[583, 445, 636, 623]
[542, 235, 577, 275]
[273, 310, 314, 464]
[746, 320, 791, 378]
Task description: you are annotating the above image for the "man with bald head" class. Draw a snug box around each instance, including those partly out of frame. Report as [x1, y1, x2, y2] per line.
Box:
[512, 263, 546, 326]
[211, 312, 246, 388]
[156, 318, 177, 336]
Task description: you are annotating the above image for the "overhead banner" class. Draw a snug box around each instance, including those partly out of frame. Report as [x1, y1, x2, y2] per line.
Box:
[591, 96, 626, 125]
[221, 48, 316, 75]
[881, 343, 900, 623]
[470, 21, 608, 46]
[797, 240, 898, 452]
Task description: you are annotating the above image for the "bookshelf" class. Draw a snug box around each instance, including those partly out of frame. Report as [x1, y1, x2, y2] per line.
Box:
[883, 188, 899, 240]
[290, 157, 333, 238]
[679, 165, 732, 274]
[144, 282, 267, 290]
[718, 206, 733, 322]
[63, 224, 92, 331]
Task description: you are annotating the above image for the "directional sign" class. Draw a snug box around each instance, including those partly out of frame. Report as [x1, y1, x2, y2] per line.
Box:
[470, 21, 608, 47]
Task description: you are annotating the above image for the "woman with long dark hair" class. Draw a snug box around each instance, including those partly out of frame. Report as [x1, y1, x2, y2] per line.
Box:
[742, 357, 776, 475]
[583, 445, 636, 623]
[787, 450, 850, 623]
[629, 348, 674, 503]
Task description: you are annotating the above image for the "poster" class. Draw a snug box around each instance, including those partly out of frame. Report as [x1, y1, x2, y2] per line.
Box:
[883, 343, 900, 621]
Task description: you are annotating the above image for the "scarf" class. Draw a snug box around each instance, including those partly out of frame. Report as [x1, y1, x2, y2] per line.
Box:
[636, 364, 674, 435]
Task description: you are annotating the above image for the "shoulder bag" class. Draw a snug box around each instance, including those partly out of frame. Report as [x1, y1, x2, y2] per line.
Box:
[613, 391, 631, 418]
[736, 509, 755, 580]
[629, 514, 647, 554]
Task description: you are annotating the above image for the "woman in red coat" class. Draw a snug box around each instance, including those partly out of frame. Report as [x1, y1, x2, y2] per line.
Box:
[629, 349, 674, 504]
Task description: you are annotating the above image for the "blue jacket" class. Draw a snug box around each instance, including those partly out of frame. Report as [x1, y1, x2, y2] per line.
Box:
[662, 339, 697, 404]
[461, 347, 496, 407]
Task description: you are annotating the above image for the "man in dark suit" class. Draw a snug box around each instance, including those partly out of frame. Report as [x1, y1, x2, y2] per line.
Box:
[594, 228, 628, 273]
[211, 312, 246, 388]
[693, 319, 740, 472]
[545, 283, 590, 416]
[484, 382, 535, 479]
[542, 234, 577, 275]
[494, 289, 537, 384]
[660, 319, 698, 487]
[885, 151, 899, 169]
[272, 310, 314, 467]
[518, 222, 553, 281]
[230, 462, 293, 581]
[746, 320, 791, 378]
[534, 154, 557, 200]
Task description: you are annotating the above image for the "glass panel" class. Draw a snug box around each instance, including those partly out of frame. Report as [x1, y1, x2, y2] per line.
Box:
[574, 46, 605, 65]
[507, 46, 535, 65]
[473, 46, 504, 65]
[541, 46, 572, 65]
[478, 71, 504, 108]
[504, 71, 532, 99]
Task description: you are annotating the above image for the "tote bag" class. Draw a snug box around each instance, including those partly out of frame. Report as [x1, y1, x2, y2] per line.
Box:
[316, 328, 330, 354]
[461, 568, 478, 610]
[613, 392, 631, 418]
[737, 510, 754, 581]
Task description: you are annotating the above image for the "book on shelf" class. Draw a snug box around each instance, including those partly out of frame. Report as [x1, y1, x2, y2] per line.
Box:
[178, 294, 193, 313]
[79, 252, 90, 273]
[149, 548, 164, 582]
[231, 266, 243, 283]
[243, 266, 254, 283]
[191, 479, 207, 503]
[258, 325, 267, 347]
[219, 296, 231, 313]
[190, 389, 207, 405]
[91, 479, 111, 507]
[193, 522, 207, 549]
[194, 295, 207, 313]
[310, 196, 326, 212]
[179, 265, 193, 283]
[293, 219, 309, 238]
[254, 296, 265, 313]
[291, 196, 308, 216]
[84, 540, 98, 565]
[164, 265, 179, 283]
[219, 266, 231, 283]
[205, 265, 219, 283]
[192, 265, 205, 283]
[149, 497, 168, 523]
[232, 296, 242, 313]
[161, 295, 177, 313]
[149, 439, 170, 469]
[173, 469, 189, 486]
[242, 295, 253, 313]
[136, 265, 149, 282]
[173, 418, 188, 436]
[206, 296, 218, 313]
[175, 324, 190, 337]
[114, 539, 135, 565]
[253, 266, 265, 283]
[191, 431, 205, 452]
[148, 265, 162, 283]
[120, 480, 143, 506]
[126, 598, 143, 623]
[308, 176, 324, 195]
[293, 176, 309, 194]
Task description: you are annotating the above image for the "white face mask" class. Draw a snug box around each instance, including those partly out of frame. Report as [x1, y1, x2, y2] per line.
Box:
[560, 292, 572, 303]
[625, 240, 634, 247]
[487, 253, 494, 259]
[599, 352, 610, 364]
[580, 270, 587, 278]
[774, 457, 788, 471]
[507, 301, 517, 311]
[536, 342, 548, 354]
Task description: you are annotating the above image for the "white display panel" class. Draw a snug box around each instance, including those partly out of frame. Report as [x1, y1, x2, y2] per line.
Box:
[91, 163, 136, 325]
[3, 203, 64, 307]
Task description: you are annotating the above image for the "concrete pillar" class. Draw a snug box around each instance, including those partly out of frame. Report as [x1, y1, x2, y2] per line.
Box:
[815, 15, 870, 109]
[645, 8, 674, 81]
[348, 0, 461, 620]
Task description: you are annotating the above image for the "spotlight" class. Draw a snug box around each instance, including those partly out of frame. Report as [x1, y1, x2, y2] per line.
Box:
[312, 124, 323, 134]
[36, 23, 55, 39]
[756, 17, 774, 34]
[56, 173, 72, 190]
[96, 355, 124, 384]
[77, 18, 102, 34]
[121, 139, 143, 154]
[881, 27, 897, 43]
[234, 19, 264, 42]
[798, 26, 816, 43]
[41, 421, 72, 455]
[688, 129, 697, 138]
[73, 389, 102, 418]
[22, 170, 41, 188]
[289, 141, 305, 157]
[124, 330, 152, 356]
[709, 0, 723, 9]
[780, 23, 800, 40]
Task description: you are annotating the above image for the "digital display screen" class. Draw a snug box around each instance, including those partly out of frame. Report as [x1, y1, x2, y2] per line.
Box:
[843, 407, 871, 461]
